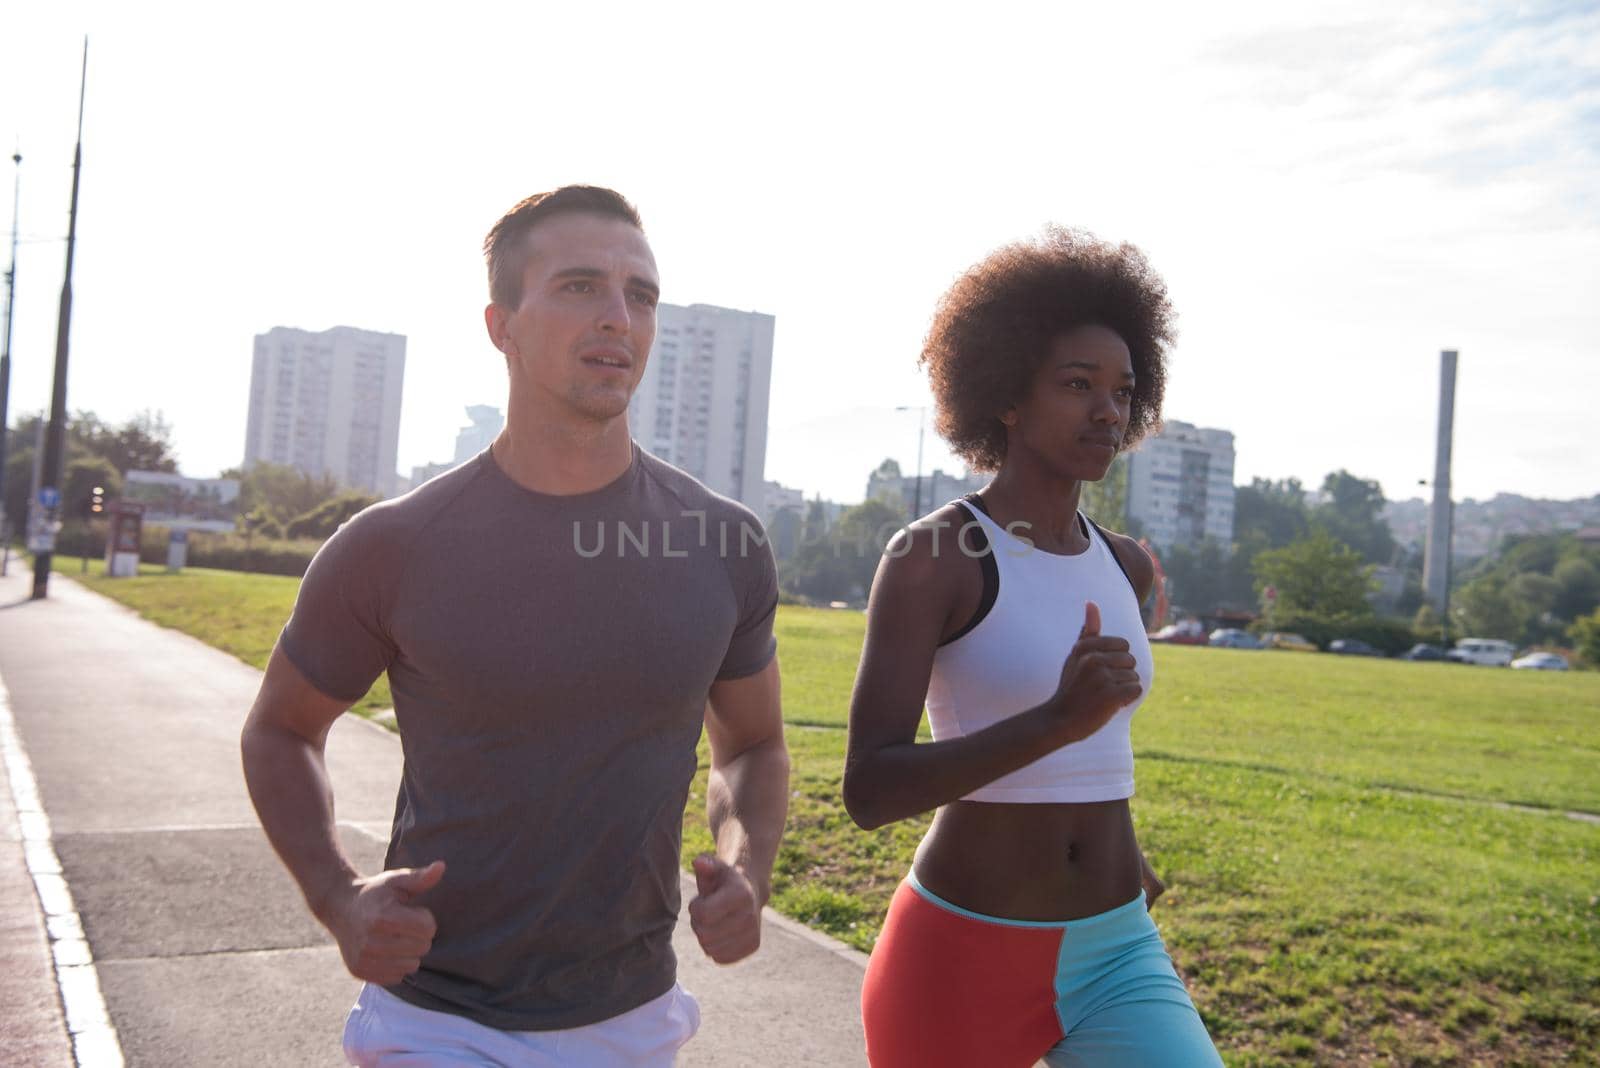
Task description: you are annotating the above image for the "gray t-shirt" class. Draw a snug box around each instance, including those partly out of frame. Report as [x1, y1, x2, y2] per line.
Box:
[279, 445, 778, 1030]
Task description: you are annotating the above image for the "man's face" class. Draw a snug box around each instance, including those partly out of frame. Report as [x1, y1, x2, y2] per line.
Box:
[487, 213, 660, 424]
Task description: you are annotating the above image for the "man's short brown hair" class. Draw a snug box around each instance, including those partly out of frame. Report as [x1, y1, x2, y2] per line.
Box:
[483, 186, 644, 309]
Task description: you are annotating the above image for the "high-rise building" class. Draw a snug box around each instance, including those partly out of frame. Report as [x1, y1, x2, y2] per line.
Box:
[1125, 420, 1236, 551]
[762, 479, 806, 526]
[453, 405, 504, 464]
[866, 465, 987, 519]
[628, 303, 774, 507]
[404, 405, 504, 492]
[243, 325, 407, 495]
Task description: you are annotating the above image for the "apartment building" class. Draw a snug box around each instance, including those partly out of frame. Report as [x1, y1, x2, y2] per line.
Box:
[243, 325, 406, 495]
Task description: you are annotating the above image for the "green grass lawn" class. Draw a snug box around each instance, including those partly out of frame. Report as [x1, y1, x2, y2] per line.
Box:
[58, 559, 1600, 1066]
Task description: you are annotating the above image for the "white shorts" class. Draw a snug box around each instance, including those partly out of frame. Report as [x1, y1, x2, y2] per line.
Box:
[342, 982, 701, 1067]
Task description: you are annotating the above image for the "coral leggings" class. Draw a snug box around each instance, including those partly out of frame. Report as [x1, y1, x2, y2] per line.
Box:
[861, 876, 1222, 1067]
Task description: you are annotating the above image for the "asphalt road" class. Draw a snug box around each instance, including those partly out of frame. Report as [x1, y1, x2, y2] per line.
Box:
[0, 565, 868, 1066]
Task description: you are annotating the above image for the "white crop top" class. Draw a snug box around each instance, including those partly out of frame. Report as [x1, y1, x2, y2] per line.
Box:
[925, 500, 1153, 803]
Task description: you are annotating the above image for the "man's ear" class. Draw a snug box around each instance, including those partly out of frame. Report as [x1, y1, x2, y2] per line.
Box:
[484, 303, 516, 357]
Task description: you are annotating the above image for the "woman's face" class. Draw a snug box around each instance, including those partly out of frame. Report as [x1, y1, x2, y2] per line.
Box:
[1003, 324, 1135, 483]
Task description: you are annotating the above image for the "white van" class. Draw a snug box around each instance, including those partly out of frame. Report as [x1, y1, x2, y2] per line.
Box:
[1448, 638, 1515, 667]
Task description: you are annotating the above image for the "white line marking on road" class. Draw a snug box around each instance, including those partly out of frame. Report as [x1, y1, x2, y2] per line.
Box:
[0, 676, 126, 1068]
[340, 820, 392, 842]
[63, 821, 264, 835]
[55, 819, 395, 838]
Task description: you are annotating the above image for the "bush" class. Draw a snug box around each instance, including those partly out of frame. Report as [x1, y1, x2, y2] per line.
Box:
[284, 490, 379, 541]
[47, 519, 96, 557]
[29, 518, 324, 578]
[1250, 612, 1420, 655]
[1568, 608, 1600, 670]
[136, 525, 322, 577]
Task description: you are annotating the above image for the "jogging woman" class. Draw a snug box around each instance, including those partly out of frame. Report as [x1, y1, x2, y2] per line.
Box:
[844, 229, 1221, 1067]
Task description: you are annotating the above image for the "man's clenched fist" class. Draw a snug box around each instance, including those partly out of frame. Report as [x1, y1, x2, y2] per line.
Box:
[687, 853, 762, 965]
[327, 860, 445, 985]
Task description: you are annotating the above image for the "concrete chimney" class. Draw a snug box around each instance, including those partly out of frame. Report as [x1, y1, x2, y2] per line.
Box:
[1422, 350, 1458, 616]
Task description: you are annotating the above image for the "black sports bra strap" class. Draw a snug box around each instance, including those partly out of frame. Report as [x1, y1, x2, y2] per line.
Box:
[1083, 514, 1138, 596]
[940, 500, 999, 647]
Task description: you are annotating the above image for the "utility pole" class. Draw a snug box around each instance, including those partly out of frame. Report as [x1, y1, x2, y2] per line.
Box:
[895, 405, 926, 520]
[32, 39, 88, 599]
[0, 148, 19, 575]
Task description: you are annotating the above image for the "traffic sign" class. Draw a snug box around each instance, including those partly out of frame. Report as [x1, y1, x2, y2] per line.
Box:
[39, 487, 61, 510]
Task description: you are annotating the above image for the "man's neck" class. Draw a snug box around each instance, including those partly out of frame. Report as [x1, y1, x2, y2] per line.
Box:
[490, 415, 635, 496]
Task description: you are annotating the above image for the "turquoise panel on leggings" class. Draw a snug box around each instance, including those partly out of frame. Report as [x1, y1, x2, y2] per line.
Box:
[1044, 894, 1222, 1068]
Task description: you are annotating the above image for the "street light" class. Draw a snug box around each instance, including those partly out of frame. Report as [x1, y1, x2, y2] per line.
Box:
[0, 147, 19, 577]
[894, 405, 926, 520]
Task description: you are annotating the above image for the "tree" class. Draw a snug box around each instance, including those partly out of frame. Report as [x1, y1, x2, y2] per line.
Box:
[1452, 573, 1522, 642]
[1552, 558, 1600, 621]
[224, 462, 342, 528]
[1450, 532, 1600, 645]
[1079, 454, 1128, 530]
[1413, 603, 1453, 645]
[105, 409, 180, 474]
[1233, 477, 1309, 553]
[866, 457, 908, 515]
[1253, 529, 1376, 620]
[768, 506, 803, 562]
[1311, 470, 1396, 565]
[4, 409, 179, 530]
[284, 490, 380, 540]
[1568, 607, 1600, 669]
[2, 439, 34, 534]
[1161, 538, 1255, 615]
[787, 498, 906, 604]
[240, 505, 285, 541]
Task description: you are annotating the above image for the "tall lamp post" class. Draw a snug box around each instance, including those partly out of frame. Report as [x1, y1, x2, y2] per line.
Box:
[894, 405, 926, 520]
[32, 39, 88, 599]
[0, 148, 19, 575]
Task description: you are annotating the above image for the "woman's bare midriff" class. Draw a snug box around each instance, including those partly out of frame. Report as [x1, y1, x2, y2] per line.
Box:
[911, 798, 1143, 922]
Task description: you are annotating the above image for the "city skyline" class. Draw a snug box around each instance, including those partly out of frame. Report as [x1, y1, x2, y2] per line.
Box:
[2, 3, 1595, 510]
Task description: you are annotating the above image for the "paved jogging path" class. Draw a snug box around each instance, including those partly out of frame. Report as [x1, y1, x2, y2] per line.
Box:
[0, 565, 867, 1067]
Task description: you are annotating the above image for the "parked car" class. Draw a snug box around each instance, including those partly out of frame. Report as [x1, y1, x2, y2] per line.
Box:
[1209, 628, 1264, 650]
[1400, 643, 1448, 661]
[1328, 638, 1383, 657]
[1510, 651, 1569, 671]
[1446, 638, 1515, 667]
[1150, 619, 1208, 645]
[1261, 631, 1318, 652]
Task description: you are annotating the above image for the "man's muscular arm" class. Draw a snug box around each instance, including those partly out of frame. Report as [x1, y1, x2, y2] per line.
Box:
[689, 657, 789, 964]
[241, 644, 442, 984]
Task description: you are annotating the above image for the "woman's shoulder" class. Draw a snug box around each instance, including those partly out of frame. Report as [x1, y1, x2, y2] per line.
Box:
[879, 501, 986, 589]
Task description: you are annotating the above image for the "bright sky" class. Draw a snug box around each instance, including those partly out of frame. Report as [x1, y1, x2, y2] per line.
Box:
[3, 1, 1596, 507]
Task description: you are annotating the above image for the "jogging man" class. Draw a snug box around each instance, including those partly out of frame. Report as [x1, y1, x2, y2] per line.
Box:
[241, 185, 789, 1065]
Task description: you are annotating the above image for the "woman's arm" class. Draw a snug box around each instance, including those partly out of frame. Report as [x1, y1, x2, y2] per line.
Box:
[842, 522, 1142, 830]
[1109, 532, 1164, 908]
